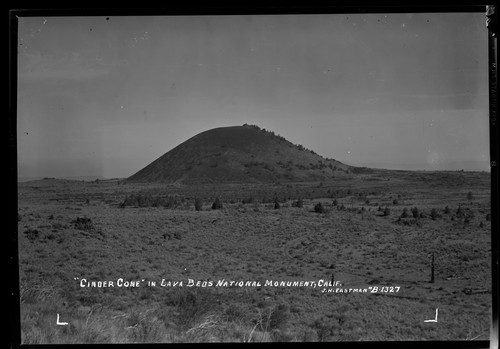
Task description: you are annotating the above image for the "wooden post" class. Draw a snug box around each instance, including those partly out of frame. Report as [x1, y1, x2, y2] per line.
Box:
[430, 253, 435, 283]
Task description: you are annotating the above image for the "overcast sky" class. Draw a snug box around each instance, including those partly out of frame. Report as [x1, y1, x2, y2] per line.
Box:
[17, 13, 489, 179]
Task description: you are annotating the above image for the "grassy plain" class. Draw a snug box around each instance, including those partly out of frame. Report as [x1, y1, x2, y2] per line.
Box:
[17, 169, 491, 343]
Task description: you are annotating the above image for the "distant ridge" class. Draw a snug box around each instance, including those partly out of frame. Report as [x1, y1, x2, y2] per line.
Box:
[18, 175, 105, 183]
[353, 161, 490, 172]
[127, 124, 353, 184]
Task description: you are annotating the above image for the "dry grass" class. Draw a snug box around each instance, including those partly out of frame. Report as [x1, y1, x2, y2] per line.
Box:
[17, 170, 491, 343]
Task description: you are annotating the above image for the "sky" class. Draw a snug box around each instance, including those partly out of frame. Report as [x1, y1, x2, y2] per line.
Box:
[17, 12, 490, 179]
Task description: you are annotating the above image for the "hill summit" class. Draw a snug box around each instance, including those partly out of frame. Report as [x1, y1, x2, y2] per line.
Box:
[127, 124, 352, 184]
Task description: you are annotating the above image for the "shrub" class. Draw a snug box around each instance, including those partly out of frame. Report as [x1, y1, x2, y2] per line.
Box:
[393, 199, 399, 205]
[120, 194, 182, 208]
[224, 303, 248, 322]
[45, 233, 56, 241]
[400, 208, 410, 218]
[262, 303, 290, 331]
[73, 217, 94, 231]
[444, 206, 451, 214]
[137, 195, 152, 207]
[120, 195, 131, 207]
[467, 191, 474, 200]
[270, 329, 294, 342]
[51, 221, 64, 230]
[121, 194, 150, 207]
[151, 196, 167, 207]
[242, 197, 255, 204]
[314, 202, 326, 213]
[166, 196, 181, 208]
[165, 289, 218, 329]
[312, 316, 337, 342]
[383, 207, 390, 216]
[24, 228, 40, 241]
[20, 280, 57, 304]
[301, 328, 319, 342]
[486, 213, 491, 221]
[292, 198, 303, 208]
[126, 310, 166, 343]
[332, 199, 338, 206]
[194, 198, 203, 211]
[211, 197, 223, 210]
[456, 206, 465, 217]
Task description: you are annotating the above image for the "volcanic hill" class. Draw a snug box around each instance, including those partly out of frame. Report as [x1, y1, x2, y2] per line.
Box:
[127, 124, 353, 184]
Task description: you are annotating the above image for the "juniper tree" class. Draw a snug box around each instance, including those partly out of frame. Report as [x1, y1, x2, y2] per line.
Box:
[430, 208, 439, 220]
[212, 197, 223, 210]
[400, 208, 410, 218]
[194, 198, 203, 211]
[411, 207, 420, 219]
[274, 199, 281, 210]
[314, 202, 325, 213]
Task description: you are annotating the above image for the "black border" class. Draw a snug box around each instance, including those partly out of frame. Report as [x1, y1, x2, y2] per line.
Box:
[7, 3, 497, 349]
[488, 5, 499, 349]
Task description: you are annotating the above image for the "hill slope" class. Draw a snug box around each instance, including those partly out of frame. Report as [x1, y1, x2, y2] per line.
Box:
[127, 124, 352, 184]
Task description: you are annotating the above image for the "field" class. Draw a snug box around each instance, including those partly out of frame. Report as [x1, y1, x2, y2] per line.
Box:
[17, 169, 492, 343]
